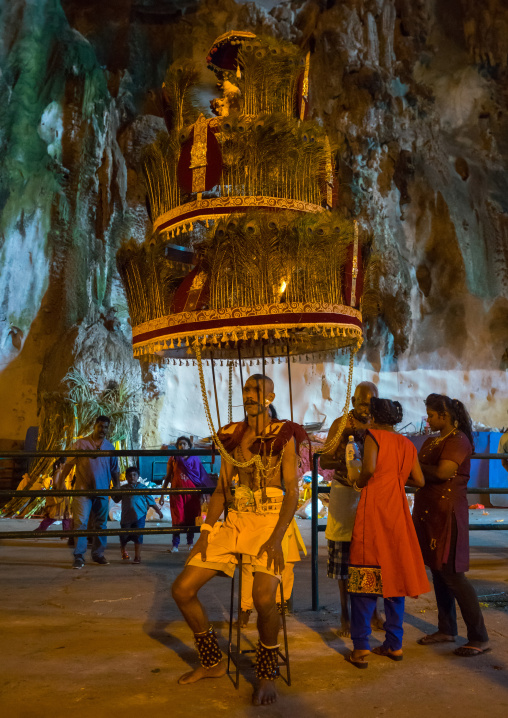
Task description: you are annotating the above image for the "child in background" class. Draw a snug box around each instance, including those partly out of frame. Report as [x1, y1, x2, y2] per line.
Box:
[115, 466, 163, 563]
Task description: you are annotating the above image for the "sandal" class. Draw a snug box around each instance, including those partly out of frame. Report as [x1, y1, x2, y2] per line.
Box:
[417, 633, 456, 645]
[453, 645, 491, 657]
[133, 557, 141, 564]
[372, 646, 403, 661]
[121, 551, 130, 560]
[346, 652, 369, 669]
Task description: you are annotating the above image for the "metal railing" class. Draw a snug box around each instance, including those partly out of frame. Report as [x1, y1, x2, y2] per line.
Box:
[0, 448, 216, 540]
[310, 452, 508, 610]
[2, 448, 507, 610]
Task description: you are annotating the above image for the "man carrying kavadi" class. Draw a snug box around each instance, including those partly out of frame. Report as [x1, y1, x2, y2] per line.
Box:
[171, 374, 306, 706]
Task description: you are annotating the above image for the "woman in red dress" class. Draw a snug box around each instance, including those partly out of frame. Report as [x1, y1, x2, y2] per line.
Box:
[413, 394, 490, 656]
[348, 398, 430, 668]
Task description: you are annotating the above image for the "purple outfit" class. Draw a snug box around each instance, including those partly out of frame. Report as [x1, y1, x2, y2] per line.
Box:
[174, 456, 216, 489]
[413, 431, 472, 572]
[413, 430, 488, 645]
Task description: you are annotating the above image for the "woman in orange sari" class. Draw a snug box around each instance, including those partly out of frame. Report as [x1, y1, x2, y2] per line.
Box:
[347, 398, 430, 668]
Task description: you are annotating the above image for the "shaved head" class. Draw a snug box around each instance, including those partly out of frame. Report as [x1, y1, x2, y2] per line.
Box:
[248, 374, 274, 394]
[354, 381, 378, 400]
[352, 381, 378, 423]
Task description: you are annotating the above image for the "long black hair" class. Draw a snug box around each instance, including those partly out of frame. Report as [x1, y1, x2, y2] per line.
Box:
[371, 397, 403, 426]
[425, 394, 474, 450]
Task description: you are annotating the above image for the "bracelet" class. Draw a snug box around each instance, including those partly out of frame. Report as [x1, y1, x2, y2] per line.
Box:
[352, 482, 362, 493]
[200, 523, 214, 533]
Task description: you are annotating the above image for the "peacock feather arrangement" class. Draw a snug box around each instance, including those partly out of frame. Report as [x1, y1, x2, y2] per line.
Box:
[118, 31, 379, 364]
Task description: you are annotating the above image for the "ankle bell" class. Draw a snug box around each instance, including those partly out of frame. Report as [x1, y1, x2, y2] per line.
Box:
[194, 625, 222, 669]
[255, 641, 280, 681]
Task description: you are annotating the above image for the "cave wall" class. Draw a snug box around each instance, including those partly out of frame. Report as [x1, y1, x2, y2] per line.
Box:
[0, 0, 507, 445]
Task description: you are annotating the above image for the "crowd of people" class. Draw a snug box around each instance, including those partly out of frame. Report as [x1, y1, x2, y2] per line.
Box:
[34, 419, 213, 568]
[322, 383, 491, 667]
[26, 376, 504, 706]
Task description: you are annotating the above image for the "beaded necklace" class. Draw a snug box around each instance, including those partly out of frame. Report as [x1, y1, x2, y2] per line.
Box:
[236, 423, 281, 493]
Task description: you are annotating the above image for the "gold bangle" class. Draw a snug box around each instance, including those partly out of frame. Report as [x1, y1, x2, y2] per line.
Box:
[352, 482, 362, 493]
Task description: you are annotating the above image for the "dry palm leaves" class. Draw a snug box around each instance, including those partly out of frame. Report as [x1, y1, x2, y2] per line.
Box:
[1, 371, 139, 517]
[117, 239, 187, 326]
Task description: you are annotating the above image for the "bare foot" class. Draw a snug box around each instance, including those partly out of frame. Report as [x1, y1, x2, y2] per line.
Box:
[177, 660, 226, 684]
[453, 642, 491, 657]
[252, 679, 278, 706]
[336, 620, 350, 638]
[417, 631, 457, 645]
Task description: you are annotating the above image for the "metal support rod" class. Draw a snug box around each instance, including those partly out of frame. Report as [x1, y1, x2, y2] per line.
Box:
[237, 344, 245, 419]
[210, 352, 222, 429]
[261, 341, 267, 429]
[1, 521, 506, 543]
[0, 487, 210, 498]
[278, 577, 291, 685]
[311, 451, 320, 611]
[0, 526, 200, 539]
[227, 566, 235, 679]
[1, 450, 506, 460]
[260, 342, 268, 500]
[236, 554, 242, 688]
[286, 343, 294, 422]
[0, 449, 218, 459]
[302, 486, 508, 496]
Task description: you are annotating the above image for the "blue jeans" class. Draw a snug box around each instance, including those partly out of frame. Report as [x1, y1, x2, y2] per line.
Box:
[72, 496, 109, 559]
[172, 528, 194, 548]
[350, 594, 405, 651]
[120, 517, 146, 546]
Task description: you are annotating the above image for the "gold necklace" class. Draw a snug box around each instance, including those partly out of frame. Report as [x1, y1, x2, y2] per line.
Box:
[436, 427, 456, 441]
[424, 428, 455, 452]
[194, 341, 286, 479]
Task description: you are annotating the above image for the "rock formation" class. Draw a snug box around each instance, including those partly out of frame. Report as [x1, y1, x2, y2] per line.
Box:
[0, 0, 507, 447]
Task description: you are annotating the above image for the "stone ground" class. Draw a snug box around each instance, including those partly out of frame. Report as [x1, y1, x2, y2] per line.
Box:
[1, 515, 508, 718]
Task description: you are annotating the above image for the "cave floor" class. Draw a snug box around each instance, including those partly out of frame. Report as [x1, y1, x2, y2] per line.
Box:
[1, 517, 508, 718]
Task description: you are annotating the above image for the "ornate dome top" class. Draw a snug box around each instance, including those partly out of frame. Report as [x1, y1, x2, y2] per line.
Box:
[118, 32, 378, 363]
